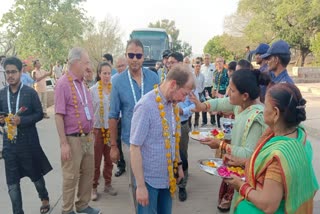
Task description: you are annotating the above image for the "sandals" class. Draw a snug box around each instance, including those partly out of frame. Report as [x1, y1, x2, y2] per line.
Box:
[40, 203, 50, 214]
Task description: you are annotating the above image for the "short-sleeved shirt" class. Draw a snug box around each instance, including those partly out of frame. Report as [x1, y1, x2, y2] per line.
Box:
[201, 63, 215, 88]
[21, 72, 34, 87]
[32, 69, 47, 92]
[130, 89, 179, 189]
[109, 67, 159, 145]
[90, 82, 110, 129]
[55, 71, 94, 134]
[195, 72, 205, 93]
[53, 65, 63, 79]
[271, 69, 294, 84]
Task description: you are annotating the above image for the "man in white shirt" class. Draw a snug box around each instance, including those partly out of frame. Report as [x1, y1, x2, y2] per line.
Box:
[53, 61, 63, 81]
[200, 53, 216, 126]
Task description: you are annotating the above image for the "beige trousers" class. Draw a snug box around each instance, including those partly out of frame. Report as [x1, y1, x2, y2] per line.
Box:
[37, 91, 47, 113]
[61, 134, 94, 213]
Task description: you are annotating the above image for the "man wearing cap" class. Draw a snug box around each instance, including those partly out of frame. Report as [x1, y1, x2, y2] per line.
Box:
[254, 43, 270, 103]
[261, 40, 294, 84]
[157, 50, 171, 82]
[254, 43, 270, 73]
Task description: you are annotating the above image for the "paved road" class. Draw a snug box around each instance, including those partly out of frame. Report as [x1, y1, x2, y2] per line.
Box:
[0, 90, 319, 214]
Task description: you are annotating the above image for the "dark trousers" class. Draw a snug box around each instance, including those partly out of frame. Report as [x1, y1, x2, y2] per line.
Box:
[202, 86, 216, 125]
[8, 176, 49, 214]
[178, 121, 190, 189]
[116, 119, 126, 170]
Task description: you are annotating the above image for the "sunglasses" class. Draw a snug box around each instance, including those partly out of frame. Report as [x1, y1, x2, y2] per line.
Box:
[127, 53, 143, 59]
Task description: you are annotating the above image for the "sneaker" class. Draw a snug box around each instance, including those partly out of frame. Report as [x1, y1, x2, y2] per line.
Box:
[114, 168, 125, 177]
[178, 187, 187, 201]
[77, 206, 101, 214]
[91, 188, 98, 201]
[104, 185, 117, 196]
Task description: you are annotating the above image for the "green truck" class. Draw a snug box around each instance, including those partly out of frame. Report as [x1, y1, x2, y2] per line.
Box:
[130, 28, 171, 67]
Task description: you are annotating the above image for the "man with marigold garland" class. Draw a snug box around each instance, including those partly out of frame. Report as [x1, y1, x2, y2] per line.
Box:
[130, 64, 195, 214]
[0, 56, 52, 214]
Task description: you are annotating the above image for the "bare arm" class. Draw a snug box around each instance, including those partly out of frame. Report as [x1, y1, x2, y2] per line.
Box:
[130, 144, 148, 206]
[109, 118, 120, 163]
[55, 113, 71, 161]
[246, 179, 283, 213]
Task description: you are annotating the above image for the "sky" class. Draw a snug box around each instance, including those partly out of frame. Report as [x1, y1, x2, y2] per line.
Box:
[0, 0, 239, 54]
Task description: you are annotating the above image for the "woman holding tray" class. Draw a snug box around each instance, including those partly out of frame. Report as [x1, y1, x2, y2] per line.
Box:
[224, 83, 319, 214]
[190, 69, 270, 212]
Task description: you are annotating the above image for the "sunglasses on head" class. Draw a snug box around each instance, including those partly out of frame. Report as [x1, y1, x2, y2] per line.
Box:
[127, 53, 143, 59]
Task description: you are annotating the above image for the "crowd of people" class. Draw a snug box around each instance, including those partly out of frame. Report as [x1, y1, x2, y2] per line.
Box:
[0, 38, 318, 214]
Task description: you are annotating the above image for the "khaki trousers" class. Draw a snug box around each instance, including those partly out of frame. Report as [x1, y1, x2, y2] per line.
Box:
[61, 134, 94, 213]
[37, 91, 47, 113]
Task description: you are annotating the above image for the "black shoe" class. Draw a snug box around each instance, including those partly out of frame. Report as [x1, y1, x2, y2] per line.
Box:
[178, 188, 187, 202]
[115, 168, 125, 177]
[217, 206, 230, 212]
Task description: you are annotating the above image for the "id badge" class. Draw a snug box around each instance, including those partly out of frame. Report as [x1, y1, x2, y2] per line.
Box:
[84, 106, 92, 120]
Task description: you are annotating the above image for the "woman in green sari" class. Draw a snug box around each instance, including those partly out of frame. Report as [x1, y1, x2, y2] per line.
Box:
[190, 69, 270, 211]
[225, 83, 319, 214]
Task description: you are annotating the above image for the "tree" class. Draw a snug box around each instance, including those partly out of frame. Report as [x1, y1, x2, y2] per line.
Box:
[0, 31, 17, 56]
[80, 16, 124, 70]
[203, 35, 233, 61]
[310, 32, 320, 65]
[149, 19, 192, 56]
[238, 0, 320, 66]
[1, 0, 88, 64]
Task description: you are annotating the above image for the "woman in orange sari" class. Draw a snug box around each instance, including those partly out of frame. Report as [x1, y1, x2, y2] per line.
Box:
[225, 83, 318, 214]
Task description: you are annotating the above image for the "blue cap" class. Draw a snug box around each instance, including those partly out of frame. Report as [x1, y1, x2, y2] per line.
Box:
[254, 43, 270, 55]
[261, 40, 290, 59]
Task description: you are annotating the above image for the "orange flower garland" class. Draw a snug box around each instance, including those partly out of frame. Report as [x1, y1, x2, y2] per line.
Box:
[4, 114, 16, 141]
[98, 80, 112, 144]
[67, 74, 85, 135]
[154, 85, 181, 197]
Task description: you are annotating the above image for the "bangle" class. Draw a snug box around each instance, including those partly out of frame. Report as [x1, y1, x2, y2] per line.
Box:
[245, 187, 254, 200]
[239, 183, 251, 198]
[203, 102, 208, 111]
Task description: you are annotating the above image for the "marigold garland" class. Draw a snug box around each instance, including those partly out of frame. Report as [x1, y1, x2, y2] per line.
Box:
[4, 114, 16, 141]
[154, 84, 181, 197]
[67, 74, 85, 135]
[98, 80, 112, 144]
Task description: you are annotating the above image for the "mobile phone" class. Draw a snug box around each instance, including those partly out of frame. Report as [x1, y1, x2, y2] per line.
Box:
[0, 112, 8, 117]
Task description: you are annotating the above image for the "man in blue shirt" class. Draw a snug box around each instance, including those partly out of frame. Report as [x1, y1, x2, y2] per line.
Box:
[108, 39, 159, 210]
[130, 64, 194, 214]
[21, 62, 35, 87]
[261, 40, 294, 84]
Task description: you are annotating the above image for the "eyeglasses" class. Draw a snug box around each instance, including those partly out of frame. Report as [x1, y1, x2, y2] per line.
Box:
[195, 61, 201, 64]
[5, 70, 19, 75]
[127, 53, 143, 59]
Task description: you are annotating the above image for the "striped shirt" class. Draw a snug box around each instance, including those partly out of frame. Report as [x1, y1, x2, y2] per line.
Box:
[130, 88, 180, 189]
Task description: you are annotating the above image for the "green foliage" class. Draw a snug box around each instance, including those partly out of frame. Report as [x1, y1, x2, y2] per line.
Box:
[310, 33, 320, 65]
[204, 35, 236, 61]
[238, 0, 320, 66]
[148, 19, 192, 56]
[1, 0, 88, 64]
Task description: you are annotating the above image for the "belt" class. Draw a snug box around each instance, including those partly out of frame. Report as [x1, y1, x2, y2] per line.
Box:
[66, 132, 90, 137]
[181, 120, 188, 125]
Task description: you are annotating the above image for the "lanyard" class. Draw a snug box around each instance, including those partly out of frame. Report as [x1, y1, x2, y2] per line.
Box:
[73, 80, 88, 106]
[7, 83, 23, 114]
[128, 70, 144, 105]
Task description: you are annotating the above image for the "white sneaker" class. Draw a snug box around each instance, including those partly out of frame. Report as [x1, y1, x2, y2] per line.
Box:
[104, 185, 117, 196]
[91, 188, 98, 201]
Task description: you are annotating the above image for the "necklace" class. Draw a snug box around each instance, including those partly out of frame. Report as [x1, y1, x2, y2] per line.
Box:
[161, 68, 166, 82]
[5, 83, 23, 141]
[283, 129, 297, 136]
[154, 85, 181, 197]
[67, 73, 85, 135]
[98, 80, 112, 144]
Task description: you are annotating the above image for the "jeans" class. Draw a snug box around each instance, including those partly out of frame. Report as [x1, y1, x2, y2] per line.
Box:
[137, 183, 172, 214]
[116, 119, 126, 170]
[8, 176, 49, 214]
